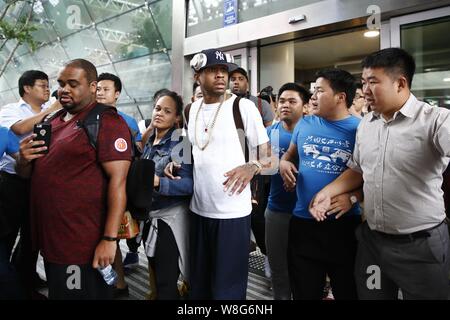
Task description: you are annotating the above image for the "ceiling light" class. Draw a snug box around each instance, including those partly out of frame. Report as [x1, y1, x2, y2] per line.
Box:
[444, 78, 450, 82]
[364, 30, 380, 38]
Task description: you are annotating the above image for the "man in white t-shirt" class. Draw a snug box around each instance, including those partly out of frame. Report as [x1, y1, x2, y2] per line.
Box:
[186, 48, 270, 299]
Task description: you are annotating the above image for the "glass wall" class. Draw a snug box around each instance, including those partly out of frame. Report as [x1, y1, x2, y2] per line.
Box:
[0, 0, 173, 120]
[187, 0, 323, 37]
[401, 16, 450, 108]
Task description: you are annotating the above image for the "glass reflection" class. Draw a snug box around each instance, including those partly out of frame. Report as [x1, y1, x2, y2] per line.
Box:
[0, 89, 19, 105]
[114, 53, 171, 118]
[0, 0, 172, 111]
[96, 10, 150, 62]
[32, 41, 69, 79]
[149, 0, 172, 50]
[61, 27, 111, 66]
[0, 74, 11, 92]
[401, 16, 450, 108]
[43, 0, 92, 37]
[86, 0, 145, 23]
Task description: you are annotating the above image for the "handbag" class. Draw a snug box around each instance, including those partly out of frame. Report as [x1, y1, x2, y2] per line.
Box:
[118, 211, 140, 239]
[126, 155, 155, 221]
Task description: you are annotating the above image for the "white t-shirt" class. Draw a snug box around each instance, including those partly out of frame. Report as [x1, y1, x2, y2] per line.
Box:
[138, 119, 148, 135]
[187, 94, 269, 219]
[0, 98, 47, 174]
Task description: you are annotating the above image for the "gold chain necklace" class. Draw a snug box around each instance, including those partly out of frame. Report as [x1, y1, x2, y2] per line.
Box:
[195, 94, 226, 151]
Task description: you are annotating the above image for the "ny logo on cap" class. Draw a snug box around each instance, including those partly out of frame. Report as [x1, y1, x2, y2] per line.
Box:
[215, 51, 225, 61]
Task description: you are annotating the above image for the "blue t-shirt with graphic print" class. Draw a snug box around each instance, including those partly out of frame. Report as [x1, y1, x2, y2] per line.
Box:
[267, 121, 297, 213]
[291, 115, 361, 219]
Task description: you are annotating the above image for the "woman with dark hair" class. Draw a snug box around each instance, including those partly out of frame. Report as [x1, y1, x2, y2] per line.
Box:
[142, 90, 193, 300]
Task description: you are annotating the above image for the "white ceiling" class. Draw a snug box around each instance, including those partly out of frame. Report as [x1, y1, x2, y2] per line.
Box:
[294, 29, 380, 71]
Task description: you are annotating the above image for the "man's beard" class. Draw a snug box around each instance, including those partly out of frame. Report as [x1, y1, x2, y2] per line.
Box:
[60, 101, 77, 113]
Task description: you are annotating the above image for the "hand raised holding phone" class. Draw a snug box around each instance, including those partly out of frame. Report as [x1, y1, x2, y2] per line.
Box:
[18, 123, 51, 166]
[32, 123, 51, 154]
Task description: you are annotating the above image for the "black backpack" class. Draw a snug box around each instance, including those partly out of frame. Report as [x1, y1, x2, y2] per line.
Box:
[44, 104, 154, 221]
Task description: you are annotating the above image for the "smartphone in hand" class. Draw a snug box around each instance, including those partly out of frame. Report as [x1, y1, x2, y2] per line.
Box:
[33, 123, 52, 154]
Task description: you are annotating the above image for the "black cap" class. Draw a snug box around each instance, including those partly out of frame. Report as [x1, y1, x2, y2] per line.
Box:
[190, 48, 235, 72]
[229, 66, 248, 81]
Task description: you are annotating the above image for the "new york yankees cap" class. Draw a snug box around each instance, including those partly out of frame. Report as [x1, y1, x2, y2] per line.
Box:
[190, 48, 235, 72]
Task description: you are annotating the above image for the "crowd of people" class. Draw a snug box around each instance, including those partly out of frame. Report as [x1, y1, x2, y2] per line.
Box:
[0, 46, 448, 300]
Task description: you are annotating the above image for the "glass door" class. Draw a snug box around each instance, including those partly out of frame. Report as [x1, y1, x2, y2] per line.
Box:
[224, 48, 248, 71]
[390, 6, 450, 108]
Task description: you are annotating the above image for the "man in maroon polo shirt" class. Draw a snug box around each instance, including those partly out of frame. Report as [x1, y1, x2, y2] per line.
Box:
[17, 59, 132, 299]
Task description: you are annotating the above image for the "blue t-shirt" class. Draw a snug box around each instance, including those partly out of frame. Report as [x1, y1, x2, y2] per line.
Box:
[291, 115, 361, 219]
[267, 122, 297, 213]
[0, 127, 19, 156]
[118, 111, 142, 142]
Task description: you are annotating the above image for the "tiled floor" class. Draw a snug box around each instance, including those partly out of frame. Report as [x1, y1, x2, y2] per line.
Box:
[36, 242, 273, 300]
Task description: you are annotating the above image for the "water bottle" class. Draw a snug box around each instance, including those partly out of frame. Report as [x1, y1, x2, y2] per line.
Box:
[98, 265, 118, 286]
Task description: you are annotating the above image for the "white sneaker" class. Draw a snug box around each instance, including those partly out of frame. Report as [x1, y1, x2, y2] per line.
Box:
[264, 255, 272, 279]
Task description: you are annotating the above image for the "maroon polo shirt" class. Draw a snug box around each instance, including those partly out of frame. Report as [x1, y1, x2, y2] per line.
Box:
[30, 103, 132, 265]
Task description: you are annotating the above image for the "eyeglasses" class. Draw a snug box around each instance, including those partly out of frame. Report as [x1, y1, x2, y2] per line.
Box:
[34, 84, 49, 89]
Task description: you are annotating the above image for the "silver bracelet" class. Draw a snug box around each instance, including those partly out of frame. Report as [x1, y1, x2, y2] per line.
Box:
[249, 160, 262, 174]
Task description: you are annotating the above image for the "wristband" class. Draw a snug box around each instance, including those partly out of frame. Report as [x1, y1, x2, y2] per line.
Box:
[101, 235, 118, 242]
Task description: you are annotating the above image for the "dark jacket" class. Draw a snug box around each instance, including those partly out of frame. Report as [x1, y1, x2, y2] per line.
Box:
[142, 127, 193, 210]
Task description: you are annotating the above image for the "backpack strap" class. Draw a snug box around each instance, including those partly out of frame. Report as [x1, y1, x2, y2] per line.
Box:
[78, 103, 116, 150]
[232, 97, 249, 162]
[234, 97, 263, 205]
[257, 97, 263, 116]
[42, 109, 65, 124]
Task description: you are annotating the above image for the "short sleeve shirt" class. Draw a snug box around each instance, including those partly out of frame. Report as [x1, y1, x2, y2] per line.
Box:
[118, 111, 142, 142]
[188, 94, 269, 219]
[0, 127, 19, 156]
[292, 115, 361, 219]
[266, 122, 297, 213]
[347, 94, 449, 234]
[0, 99, 46, 174]
[30, 103, 132, 264]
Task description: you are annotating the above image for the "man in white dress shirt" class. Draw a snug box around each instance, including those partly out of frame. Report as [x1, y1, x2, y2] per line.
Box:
[0, 70, 60, 298]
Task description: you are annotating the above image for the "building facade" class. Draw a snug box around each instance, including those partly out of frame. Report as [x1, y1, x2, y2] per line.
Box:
[173, 0, 450, 109]
[1, 0, 450, 116]
[0, 0, 173, 120]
